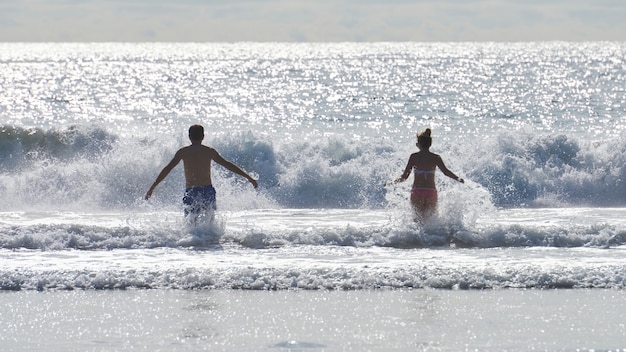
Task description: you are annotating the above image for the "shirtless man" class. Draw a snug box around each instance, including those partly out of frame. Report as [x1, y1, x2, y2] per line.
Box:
[145, 124, 258, 217]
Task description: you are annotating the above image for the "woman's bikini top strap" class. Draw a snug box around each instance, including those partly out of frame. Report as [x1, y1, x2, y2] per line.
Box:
[413, 168, 436, 175]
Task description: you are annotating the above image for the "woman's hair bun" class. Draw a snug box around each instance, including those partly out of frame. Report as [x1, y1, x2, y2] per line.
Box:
[418, 128, 431, 138]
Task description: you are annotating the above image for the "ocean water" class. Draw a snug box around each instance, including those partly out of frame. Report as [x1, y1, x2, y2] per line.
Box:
[1, 42, 626, 350]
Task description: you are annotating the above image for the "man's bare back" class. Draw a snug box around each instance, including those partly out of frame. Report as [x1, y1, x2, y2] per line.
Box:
[177, 144, 218, 188]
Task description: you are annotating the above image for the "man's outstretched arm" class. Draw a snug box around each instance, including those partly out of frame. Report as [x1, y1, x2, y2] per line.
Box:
[212, 152, 259, 188]
[145, 152, 182, 200]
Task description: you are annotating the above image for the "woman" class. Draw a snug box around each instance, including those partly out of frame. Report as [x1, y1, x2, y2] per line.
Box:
[392, 128, 464, 222]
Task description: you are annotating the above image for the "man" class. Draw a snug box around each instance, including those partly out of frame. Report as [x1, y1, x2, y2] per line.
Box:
[145, 124, 258, 217]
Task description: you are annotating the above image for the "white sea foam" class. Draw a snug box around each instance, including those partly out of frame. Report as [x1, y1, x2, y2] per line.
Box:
[1, 208, 625, 291]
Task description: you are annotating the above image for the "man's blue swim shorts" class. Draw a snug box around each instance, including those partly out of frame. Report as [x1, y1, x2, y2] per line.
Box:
[182, 185, 217, 216]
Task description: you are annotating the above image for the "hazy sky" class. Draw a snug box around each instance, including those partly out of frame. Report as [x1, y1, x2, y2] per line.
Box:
[1, 0, 625, 42]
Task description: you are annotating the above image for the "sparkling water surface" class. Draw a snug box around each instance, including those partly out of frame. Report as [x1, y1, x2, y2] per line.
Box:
[1, 42, 626, 350]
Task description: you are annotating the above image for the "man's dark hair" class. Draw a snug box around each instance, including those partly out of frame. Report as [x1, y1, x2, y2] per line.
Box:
[189, 124, 204, 141]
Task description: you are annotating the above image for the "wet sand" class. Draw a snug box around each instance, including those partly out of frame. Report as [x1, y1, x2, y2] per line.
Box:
[1, 289, 625, 351]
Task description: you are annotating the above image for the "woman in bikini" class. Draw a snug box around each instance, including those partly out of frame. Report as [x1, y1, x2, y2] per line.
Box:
[392, 128, 464, 222]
